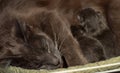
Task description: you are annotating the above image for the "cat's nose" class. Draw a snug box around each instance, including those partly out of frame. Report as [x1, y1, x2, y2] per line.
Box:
[38, 54, 63, 69]
[51, 56, 60, 66]
[40, 58, 62, 70]
[47, 54, 62, 66]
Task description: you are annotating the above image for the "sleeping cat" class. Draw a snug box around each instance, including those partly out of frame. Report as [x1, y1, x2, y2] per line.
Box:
[0, 0, 87, 69]
[71, 8, 118, 63]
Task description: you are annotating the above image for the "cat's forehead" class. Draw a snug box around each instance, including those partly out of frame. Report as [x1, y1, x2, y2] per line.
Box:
[10, 8, 54, 19]
[9, 8, 57, 28]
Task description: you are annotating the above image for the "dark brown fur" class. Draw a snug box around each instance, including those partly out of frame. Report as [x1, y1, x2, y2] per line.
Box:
[79, 1, 120, 58]
[68, 0, 120, 59]
[71, 7, 118, 61]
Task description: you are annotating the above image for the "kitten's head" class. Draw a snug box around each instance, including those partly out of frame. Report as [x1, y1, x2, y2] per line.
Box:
[76, 8, 108, 36]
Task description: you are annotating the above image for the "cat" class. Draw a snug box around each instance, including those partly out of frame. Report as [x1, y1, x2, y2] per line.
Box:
[0, 0, 87, 69]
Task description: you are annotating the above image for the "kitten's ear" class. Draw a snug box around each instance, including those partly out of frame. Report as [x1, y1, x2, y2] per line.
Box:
[13, 20, 32, 42]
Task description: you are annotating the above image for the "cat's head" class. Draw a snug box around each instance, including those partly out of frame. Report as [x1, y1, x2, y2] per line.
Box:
[0, 11, 63, 69]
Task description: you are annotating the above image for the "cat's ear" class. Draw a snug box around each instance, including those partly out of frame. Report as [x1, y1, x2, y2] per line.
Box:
[12, 20, 32, 42]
